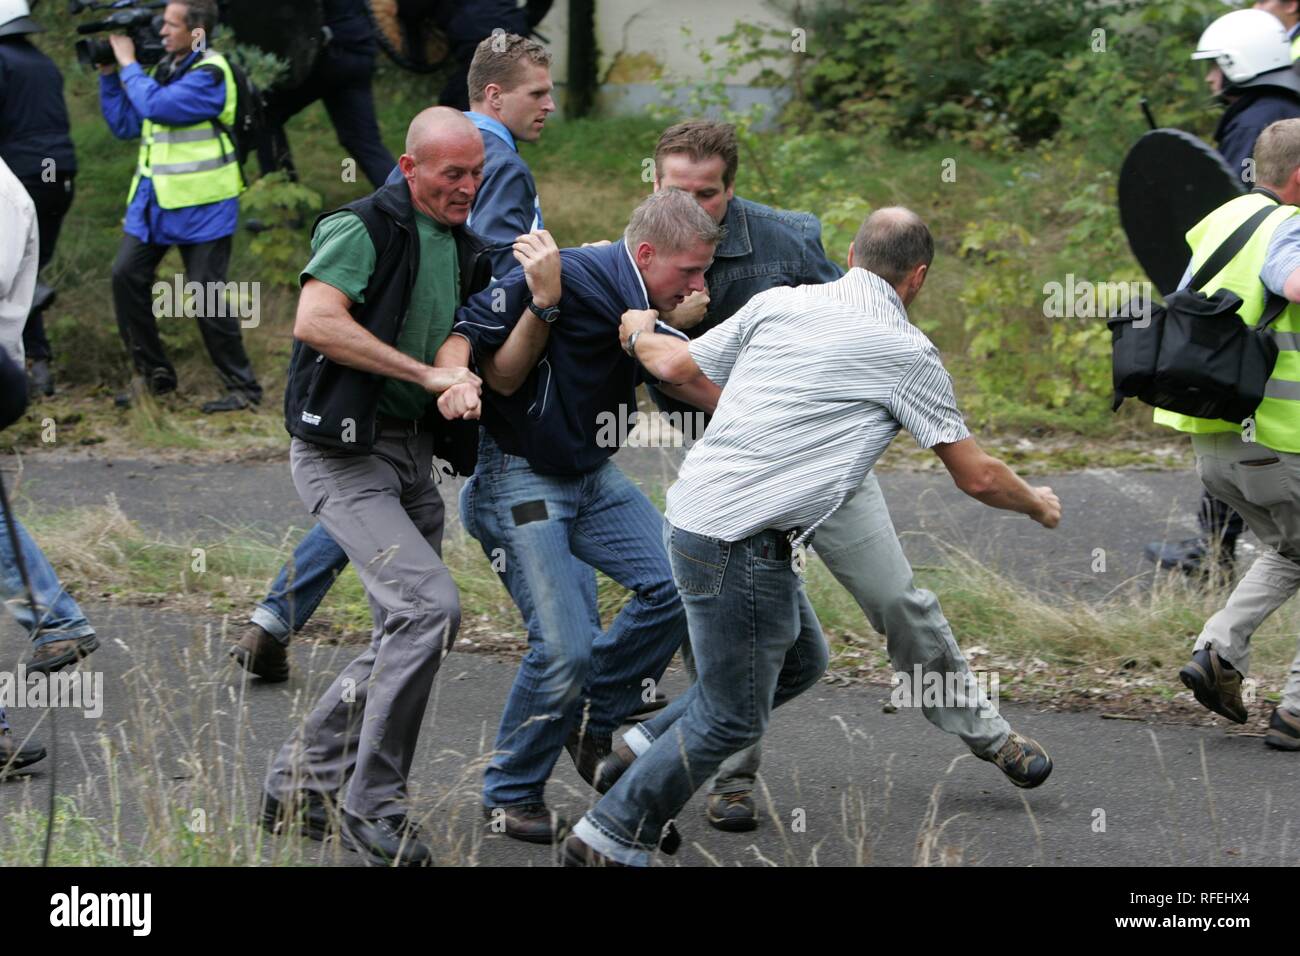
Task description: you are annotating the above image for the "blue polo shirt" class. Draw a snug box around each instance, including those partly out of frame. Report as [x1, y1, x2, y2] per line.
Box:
[99, 52, 238, 245]
[451, 239, 684, 475]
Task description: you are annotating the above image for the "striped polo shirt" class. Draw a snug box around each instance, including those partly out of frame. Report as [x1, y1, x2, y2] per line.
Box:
[665, 267, 970, 544]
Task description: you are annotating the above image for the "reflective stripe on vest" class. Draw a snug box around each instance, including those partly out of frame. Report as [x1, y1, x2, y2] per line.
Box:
[127, 50, 242, 211]
[1153, 192, 1300, 452]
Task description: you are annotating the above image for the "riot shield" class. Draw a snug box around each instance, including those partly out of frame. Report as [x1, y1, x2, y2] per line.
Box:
[1118, 128, 1245, 297]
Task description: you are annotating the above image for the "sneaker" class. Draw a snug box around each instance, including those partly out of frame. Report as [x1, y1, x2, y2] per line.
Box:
[340, 811, 431, 866]
[0, 729, 45, 772]
[1265, 706, 1300, 751]
[1179, 647, 1249, 724]
[482, 802, 569, 845]
[981, 731, 1053, 788]
[230, 624, 289, 682]
[706, 790, 758, 832]
[26, 635, 99, 675]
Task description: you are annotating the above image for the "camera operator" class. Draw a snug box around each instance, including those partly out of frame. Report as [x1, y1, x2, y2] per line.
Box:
[99, 0, 262, 413]
[0, 0, 77, 399]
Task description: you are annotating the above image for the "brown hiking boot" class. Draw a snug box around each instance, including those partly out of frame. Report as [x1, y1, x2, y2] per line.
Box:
[0, 729, 45, 772]
[981, 731, 1053, 788]
[1265, 706, 1300, 751]
[706, 791, 758, 831]
[561, 834, 627, 867]
[26, 635, 99, 675]
[1179, 647, 1248, 724]
[230, 624, 289, 682]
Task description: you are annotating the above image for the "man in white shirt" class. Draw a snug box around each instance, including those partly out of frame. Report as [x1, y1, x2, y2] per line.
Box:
[0, 155, 38, 365]
[565, 207, 1061, 866]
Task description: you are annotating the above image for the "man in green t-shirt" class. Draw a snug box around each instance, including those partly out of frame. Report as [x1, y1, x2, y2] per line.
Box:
[264, 108, 489, 867]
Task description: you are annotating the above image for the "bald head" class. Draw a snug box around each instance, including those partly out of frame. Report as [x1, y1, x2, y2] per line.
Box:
[851, 207, 934, 286]
[405, 106, 480, 159]
[398, 107, 485, 227]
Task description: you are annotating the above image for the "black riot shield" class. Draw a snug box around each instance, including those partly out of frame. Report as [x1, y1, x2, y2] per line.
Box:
[367, 0, 450, 73]
[1119, 128, 1246, 297]
[221, 0, 324, 90]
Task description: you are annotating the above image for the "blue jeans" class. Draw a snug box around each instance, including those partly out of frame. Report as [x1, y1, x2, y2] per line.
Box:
[251, 522, 349, 643]
[0, 506, 95, 650]
[465, 433, 688, 808]
[575, 524, 829, 865]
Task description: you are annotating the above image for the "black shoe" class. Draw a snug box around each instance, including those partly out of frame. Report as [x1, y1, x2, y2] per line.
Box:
[564, 727, 611, 789]
[340, 811, 431, 866]
[1265, 706, 1300, 751]
[1144, 536, 1235, 577]
[115, 373, 175, 408]
[627, 690, 669, 722]
[26, 635, 99, 675]
[30, 280, 56, 314]
[1179, 647, 1249, 724]
[261, 790, 335, 841]
[482, 802, 569, 845]
[0, 729, 46, 772]
[201, 392, 258, 414]
[27, 359, 53, 398]
[592, 740, 636, 794]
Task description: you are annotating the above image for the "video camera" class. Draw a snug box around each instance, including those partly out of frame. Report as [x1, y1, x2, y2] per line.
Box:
[70, 0, 166, 69]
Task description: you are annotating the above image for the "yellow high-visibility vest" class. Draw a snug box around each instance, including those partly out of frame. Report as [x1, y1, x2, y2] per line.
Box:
[1153, 192, 1300, 452]
[127, 51, 242, 210]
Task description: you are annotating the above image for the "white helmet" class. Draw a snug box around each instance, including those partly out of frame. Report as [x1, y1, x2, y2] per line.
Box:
[0, 0, 41, 39]
[1192, 9, 1293, 86]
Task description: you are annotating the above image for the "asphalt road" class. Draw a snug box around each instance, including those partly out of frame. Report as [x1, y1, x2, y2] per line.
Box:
[2, 449, 1297, 866]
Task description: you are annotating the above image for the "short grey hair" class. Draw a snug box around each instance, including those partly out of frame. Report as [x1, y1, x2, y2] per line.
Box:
[851, 207, 934, 285]
[624, 188, 725, 255]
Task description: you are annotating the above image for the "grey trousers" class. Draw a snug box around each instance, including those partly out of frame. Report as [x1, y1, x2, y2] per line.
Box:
[694, 469, 1011, 794]
[1193, 432, 1300, 714]
[265, 429, 460, 819]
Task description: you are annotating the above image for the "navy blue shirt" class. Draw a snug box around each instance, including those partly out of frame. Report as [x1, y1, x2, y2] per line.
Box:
[0, 37, 76, 181]
[1217, 88, 1300, 179]
[451, 239, 683, 475]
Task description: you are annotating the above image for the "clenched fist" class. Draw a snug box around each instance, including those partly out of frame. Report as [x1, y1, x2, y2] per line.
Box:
[619, 308, 658, 350]
[1031, 486, 1061, 529]
[437, 381, 482, 420]
[513, 229, 562, 310]
[662, 288, 709, 331]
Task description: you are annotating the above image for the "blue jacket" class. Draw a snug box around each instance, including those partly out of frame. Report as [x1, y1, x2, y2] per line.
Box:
[100, 52, 237, 245]
[386, 111, 541, 277]
[0, 37, 76, 182]
[453, 239, 678, 475]
[1216, 88, 1300, 177]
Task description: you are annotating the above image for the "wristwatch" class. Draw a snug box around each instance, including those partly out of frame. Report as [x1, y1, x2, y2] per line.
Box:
[625, 329, 643, 358]
[526, 296, 560, 323]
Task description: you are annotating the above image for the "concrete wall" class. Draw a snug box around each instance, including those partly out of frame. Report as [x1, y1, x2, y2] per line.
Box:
[532, 0, 800, 117]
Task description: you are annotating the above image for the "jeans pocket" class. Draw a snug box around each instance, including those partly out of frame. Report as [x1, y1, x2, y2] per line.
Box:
[669, 528, 728, 596]
[459, 476, 480, 539]
[1235, 458, 1289, 508]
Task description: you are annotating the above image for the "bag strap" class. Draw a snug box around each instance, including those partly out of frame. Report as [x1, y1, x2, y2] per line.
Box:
[1258, 291, 1288, 332]
[1189, 204, 1279, 291]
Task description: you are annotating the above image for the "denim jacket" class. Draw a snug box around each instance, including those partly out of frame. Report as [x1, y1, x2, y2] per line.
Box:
[650, 195, 842, 418]
[694, 195, 843, 339]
